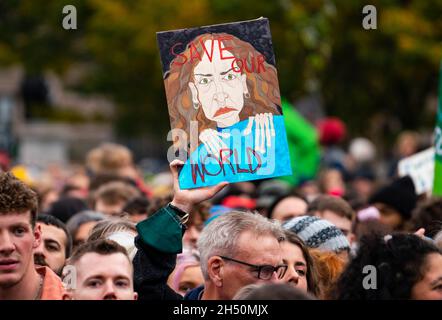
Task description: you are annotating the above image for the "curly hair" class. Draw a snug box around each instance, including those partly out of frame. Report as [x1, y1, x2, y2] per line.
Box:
[333, 233, 441, 300]
[164, 33, 281, 153]
[0, 172, 38, 227]
[284, 230, 319, 297]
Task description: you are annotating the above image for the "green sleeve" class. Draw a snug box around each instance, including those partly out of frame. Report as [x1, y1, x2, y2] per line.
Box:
[280, 98, 320, 185]
[136, 206, 185, 254]
[281, 98, 318, 148]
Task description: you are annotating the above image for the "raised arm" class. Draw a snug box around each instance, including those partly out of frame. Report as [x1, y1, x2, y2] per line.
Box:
[133, 160, 227, 300]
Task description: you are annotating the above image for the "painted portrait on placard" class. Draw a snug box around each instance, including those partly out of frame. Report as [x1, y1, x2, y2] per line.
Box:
[157, 18, 292, 188]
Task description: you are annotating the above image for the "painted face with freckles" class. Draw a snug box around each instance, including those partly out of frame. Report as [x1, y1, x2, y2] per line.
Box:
[189, 39, 248, 128]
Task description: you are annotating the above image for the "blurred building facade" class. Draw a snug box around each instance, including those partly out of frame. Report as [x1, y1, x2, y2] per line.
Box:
[0, 66, 115, 167]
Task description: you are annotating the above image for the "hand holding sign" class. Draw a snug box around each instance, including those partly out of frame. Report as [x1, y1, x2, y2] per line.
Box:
[169, 159, 228, 213]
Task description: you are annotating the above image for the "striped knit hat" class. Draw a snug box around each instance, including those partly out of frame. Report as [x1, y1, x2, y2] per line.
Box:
[283, 216, 350, 253]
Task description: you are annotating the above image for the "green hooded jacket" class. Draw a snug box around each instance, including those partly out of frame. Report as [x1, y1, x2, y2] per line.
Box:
[278, 98, 320, 186]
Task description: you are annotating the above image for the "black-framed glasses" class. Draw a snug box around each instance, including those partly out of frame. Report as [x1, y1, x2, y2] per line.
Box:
[219, 256, 288, 280]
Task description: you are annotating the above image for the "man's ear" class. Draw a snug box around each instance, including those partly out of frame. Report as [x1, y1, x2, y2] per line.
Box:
[188, 82, 199, 104]
[207, 256, 224, 287]
[33, 223, 42, 249]
[133, 292, 138, 300]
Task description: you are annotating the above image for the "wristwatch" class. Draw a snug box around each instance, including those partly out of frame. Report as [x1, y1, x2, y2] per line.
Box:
[168, 203, 190, 224]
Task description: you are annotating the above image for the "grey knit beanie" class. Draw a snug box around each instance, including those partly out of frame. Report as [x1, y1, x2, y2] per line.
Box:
[283, 215, 350, 253]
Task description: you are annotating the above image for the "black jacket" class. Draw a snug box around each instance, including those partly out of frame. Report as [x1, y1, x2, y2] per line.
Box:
[133, 205, 186, 300]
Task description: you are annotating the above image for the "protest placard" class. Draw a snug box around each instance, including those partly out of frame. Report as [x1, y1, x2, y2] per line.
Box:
[398, 147, 434, 195]
[157, 18, 292, 188]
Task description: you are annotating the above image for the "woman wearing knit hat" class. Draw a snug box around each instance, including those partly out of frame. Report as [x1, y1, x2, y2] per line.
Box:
[283, 215, 351, 260]
[280, 231, 319, 297]
[283, 216, 350, 298]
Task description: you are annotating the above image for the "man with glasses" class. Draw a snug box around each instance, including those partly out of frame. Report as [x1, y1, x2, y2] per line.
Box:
[185, 211, 287, 300]
[219, 256, 287, 281]
[133, 160, 286, 300]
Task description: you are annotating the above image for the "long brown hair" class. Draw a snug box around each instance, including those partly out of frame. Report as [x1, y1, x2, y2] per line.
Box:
[164, 33, 281, 153]
[284, 230, 320, 297]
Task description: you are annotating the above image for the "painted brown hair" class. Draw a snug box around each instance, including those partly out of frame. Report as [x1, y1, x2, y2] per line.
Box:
[164, 33, 281, 153]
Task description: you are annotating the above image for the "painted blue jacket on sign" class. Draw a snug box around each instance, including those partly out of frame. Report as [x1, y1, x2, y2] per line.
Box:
[179, 115, 292, 189]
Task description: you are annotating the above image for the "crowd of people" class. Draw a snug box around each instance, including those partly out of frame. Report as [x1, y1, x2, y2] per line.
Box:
[0, 127, 441, 300]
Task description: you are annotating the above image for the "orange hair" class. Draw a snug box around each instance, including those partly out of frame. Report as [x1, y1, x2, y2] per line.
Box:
[309, 249, 346, 299]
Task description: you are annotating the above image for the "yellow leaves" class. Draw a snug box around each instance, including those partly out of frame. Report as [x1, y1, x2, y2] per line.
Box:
[382, 8, 434, 37]
[429, 44, 442, 66]
[85, 0, 211, 58]
[89, 0, 131, 25]
[383, 8, 441, 66]
[398, 34, 417, 51]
